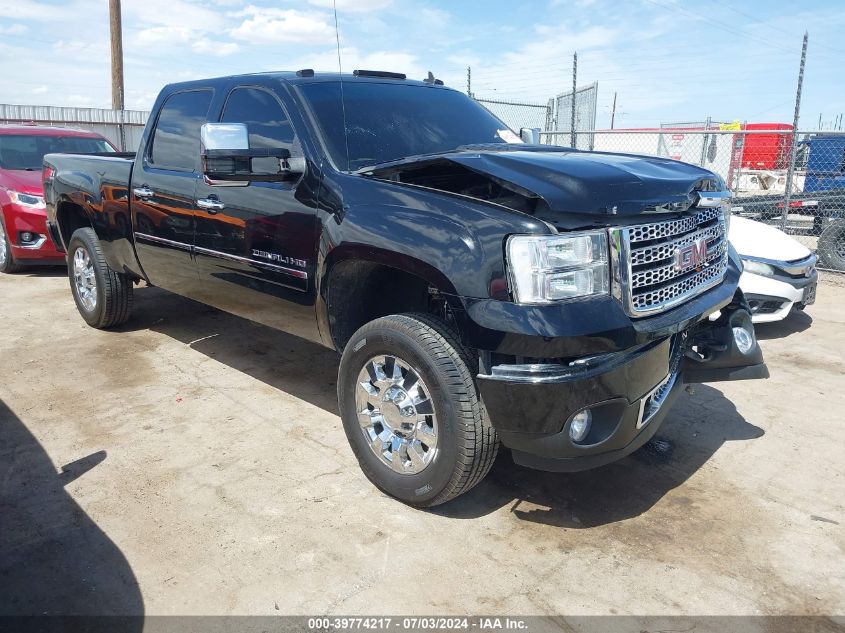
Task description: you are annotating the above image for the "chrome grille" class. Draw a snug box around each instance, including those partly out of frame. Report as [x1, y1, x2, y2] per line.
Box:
[612, 207, 729, 317]
[628, 207, 722, 243]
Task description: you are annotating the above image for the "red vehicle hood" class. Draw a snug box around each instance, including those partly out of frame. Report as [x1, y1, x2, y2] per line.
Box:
[1, 170, 43, 196]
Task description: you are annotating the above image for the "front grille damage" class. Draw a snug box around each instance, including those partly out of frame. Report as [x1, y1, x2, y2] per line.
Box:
[613, 207, 729, 317]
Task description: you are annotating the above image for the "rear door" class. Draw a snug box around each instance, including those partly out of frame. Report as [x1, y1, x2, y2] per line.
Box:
[132, 89, 213, 297]
[192, 84, 321, 342]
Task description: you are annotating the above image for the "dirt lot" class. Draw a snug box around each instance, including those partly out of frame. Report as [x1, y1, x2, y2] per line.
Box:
[1, 269, 843, 617]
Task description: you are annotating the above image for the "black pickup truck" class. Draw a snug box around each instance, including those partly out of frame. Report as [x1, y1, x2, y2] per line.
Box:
[43, 70, 767, 506]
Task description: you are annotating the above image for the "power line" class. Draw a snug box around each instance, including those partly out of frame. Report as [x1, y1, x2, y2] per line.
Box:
[641, 0, 799, 55]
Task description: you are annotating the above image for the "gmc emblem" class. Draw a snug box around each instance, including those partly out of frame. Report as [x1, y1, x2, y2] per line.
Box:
[675, 239, 708, 271]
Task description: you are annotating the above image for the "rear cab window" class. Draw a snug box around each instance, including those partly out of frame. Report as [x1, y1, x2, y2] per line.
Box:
[148, 90, 214, 172]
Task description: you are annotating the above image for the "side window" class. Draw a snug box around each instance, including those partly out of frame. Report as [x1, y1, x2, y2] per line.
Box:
[221, 87, 295, 149]
[149, 90, 213, 171]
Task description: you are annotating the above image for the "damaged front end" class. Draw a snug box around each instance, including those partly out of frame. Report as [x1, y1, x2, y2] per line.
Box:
[684, 294, 770, 383]
[360, 144, 726, 225]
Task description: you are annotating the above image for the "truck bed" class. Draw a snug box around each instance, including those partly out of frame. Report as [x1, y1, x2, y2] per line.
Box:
[43, 151, 137, 275]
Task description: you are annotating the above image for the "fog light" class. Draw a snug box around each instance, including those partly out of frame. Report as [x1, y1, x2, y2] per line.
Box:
[21, 232, 34, 243]
[569, 409, 592, 443]
[733, 326, 754, 354]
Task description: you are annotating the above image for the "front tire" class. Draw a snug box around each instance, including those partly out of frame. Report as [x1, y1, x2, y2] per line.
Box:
[0, 214, 25, 273]
[67, 227, 134, 328]
[338, 313, 498, 507]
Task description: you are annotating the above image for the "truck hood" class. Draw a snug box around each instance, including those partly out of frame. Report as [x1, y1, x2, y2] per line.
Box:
[728, 216, 812, 262]
[362, 146, 722, 220]
[1, 170, 43, 196]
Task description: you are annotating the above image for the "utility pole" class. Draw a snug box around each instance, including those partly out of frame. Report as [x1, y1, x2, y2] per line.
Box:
[466, 66, 472, 98]
[109, 0, 126, 150]
[610, 92, 617, 130]
[109, 0, 124, 111]
[570, 52, 577, 148]
[781, 31, 808, 231]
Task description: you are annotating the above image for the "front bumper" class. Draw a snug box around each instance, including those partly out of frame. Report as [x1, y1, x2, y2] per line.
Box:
[741, 269, 817, 323]
[476, 299, 767, 473]
[3, 204, 64, 262]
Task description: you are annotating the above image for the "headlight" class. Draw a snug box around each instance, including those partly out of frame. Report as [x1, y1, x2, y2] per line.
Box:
[506, 231, 609, 303]
[742, 259, 776, 277]
[9, 191, 46, 209]
[722, 204, 731, 235]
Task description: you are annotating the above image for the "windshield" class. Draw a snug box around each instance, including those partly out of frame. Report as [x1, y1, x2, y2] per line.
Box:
[297, 82, 518, 171]
[0, 134, 114, 170]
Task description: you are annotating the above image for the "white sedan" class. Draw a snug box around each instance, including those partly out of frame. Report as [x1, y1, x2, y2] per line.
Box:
[729, 216, 818, 323]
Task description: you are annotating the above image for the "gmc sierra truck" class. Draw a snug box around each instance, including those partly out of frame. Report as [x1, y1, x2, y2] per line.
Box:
[43, 70, 768, 507]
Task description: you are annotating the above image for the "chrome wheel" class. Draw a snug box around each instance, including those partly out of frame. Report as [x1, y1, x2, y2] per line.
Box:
[356, 355, 438, 475]
[0, 220, 7, 263]
[72, 246, 97, 311]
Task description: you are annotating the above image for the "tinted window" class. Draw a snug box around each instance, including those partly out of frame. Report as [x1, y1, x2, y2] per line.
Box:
[149, 90, 213, 171]
[0, 134, 113, 170]
[297, 82, 514, 171]
[222, 87, 295, 149]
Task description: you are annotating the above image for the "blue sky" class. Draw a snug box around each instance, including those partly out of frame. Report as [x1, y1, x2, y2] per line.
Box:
[0, 0, 843, 129]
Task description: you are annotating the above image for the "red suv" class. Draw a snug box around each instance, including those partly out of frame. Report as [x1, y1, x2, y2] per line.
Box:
[0, 125, 116, 273]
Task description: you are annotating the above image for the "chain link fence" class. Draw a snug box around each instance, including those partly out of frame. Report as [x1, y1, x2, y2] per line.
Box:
[545, 82, 598, 150]
[473, 98, 551, 134]
[540, 128, 845, 272]
[474, 84, 598, 149]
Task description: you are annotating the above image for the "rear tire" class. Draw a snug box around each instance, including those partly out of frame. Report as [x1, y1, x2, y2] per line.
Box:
[338, 313, 498, 507]
[818, 219, 845, 271]
[67, 227, 134, 328]
[0, 215, 25, 273]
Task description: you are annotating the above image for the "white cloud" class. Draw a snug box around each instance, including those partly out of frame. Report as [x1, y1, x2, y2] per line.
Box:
[0, 0, 77, 20]
[0, 23, 28, 35]
[192, 40, 240, 56]
[308, 0, 392, 12]
[230, 7, 335, 44]
[122, 0, 224, 31]
[65, 94, 97, 106]
[136, 26, 193, 45]
[53, 39, 109, 57]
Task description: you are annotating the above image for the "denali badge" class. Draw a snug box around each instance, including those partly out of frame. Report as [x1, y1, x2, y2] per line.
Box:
[252, 249, 306, 269]
[675, 239, 708, 271]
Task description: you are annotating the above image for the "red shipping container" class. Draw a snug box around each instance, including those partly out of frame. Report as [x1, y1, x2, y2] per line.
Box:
[741, 123, 793, 170]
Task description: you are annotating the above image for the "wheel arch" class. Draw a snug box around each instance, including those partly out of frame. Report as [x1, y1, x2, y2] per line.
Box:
[319, 246, 466, 352]
[55, 198, 94, 250]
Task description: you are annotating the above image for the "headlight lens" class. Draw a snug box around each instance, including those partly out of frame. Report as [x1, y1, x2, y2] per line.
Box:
[9, 191, 46, 209]
[742, 259, 776, 277]
[506, 231, 609, 303]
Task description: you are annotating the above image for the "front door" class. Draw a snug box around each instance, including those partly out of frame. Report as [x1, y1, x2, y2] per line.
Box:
[132, 89, 213, 298]
[192, 85, 321, 342]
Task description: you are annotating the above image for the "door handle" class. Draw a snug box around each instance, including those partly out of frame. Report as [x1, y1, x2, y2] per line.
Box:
[133, 186, 155, 199]
[196, 198, 225, 214]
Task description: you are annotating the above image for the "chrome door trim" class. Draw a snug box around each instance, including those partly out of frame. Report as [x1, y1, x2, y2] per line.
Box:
[193, 245, 308, 279]
[134, 232, 192, 252]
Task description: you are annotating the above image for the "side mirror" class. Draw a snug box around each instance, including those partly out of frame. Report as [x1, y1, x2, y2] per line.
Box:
[519, 127, 541, 144]
[200, 123, 303, 183]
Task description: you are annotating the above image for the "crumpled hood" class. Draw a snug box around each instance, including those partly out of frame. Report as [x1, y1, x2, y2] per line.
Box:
[364, 147, 723, 217]
[0, 169, 43, 196]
